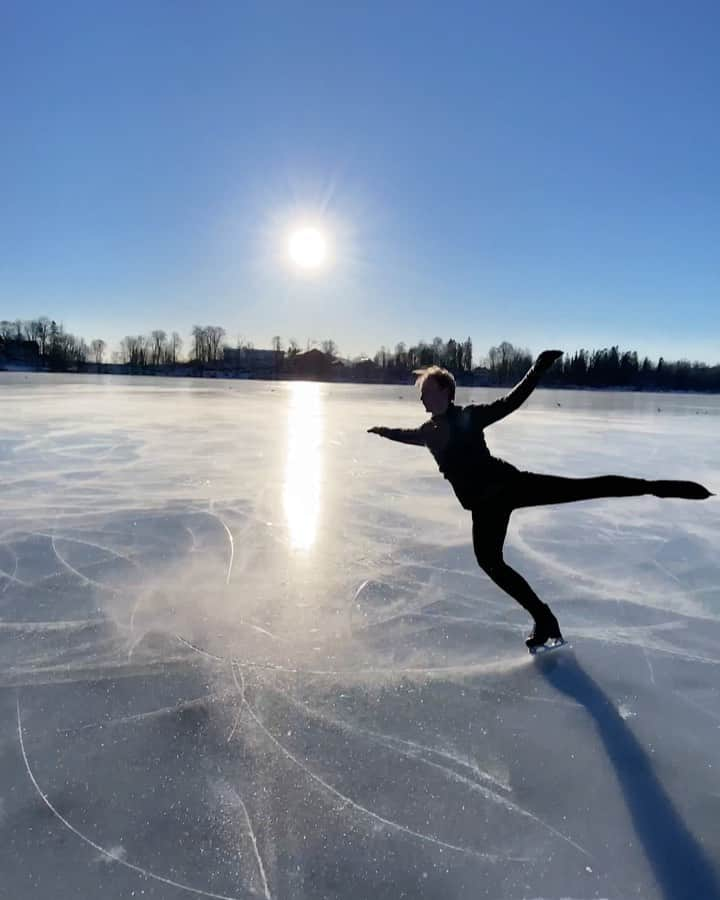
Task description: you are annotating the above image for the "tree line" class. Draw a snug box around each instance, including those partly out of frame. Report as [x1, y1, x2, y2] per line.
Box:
[0, 317, 105, 368]
[0, 318, 186, 369]
[372, 336, 475, 373]
[548, 346, 720, 392]
[3, 317, 720, 392]
[368, 338, 720, 392]
[120, 330, 184, 367]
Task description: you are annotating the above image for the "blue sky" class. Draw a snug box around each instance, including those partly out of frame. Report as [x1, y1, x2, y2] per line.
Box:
[2, 1, 719, 363]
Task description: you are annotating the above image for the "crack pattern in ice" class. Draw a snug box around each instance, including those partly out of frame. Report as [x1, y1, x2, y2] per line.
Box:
[2, 378, 719, 900]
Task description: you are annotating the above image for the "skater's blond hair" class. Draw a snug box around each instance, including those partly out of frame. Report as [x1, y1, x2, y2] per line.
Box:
[414, 365, 456, 401]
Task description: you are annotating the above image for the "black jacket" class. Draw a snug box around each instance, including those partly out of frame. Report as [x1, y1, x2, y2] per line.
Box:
[380, 366, 542, 509]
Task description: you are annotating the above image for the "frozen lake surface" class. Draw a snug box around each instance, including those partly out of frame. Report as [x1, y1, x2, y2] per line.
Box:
[1, 373, 719, 899]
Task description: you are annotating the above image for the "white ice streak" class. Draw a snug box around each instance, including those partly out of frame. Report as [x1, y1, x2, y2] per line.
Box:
[175, 633, 536, 681]
[49, 533, 120, 594]
[641, 646, 656, 685]
[228, 665, 529, 863]
[222, 784, 272, 900]
[55, 692, 224, 734]
[16, 696, 262, 900]
[277, 691, 591, 858]
[206, 507, 235, 585]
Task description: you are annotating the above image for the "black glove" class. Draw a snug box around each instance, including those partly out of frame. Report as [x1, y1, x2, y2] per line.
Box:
[534, 350, 563, 372]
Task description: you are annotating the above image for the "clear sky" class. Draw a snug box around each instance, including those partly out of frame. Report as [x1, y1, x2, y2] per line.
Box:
[2, 1, 719, 363]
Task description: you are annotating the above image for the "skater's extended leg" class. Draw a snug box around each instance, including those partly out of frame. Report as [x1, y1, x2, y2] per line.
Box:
[511, 472, 712, 508]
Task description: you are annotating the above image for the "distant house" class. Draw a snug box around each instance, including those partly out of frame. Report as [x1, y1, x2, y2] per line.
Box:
[223, 347, 278, 375]
[350, 357, 382, 381]
[288, 348, 336, 379]
[471, 367, 492, 386]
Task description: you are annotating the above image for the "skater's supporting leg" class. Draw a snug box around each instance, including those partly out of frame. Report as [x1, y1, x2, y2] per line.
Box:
[471, 506, 546, 620]
[511, 472, 712, 509]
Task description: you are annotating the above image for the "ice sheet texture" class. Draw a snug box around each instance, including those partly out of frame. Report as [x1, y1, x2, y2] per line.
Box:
[1, 374, 719, 899]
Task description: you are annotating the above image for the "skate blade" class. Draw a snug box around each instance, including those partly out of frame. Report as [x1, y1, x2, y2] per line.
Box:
[528, 638, 568, 656]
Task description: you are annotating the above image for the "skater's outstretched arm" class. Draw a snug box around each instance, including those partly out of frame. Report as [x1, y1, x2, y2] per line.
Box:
[367, 425, 427, 446]
[476, 349, 563, 427]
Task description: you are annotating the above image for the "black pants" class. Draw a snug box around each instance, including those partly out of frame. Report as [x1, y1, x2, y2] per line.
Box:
[471, 472, 707, 622]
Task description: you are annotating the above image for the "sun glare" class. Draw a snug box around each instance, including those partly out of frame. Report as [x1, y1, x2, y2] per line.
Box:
[288, 227, 327, 269]
[284, 382, 323, 550]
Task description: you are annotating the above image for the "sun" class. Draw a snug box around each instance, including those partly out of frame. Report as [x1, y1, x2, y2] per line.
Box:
[288, 227, 327, 269]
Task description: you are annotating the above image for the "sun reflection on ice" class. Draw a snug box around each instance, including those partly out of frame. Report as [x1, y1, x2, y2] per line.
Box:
[284, 382, 323, 550]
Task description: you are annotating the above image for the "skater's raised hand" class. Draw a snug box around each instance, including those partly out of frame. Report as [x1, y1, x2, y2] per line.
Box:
[534, 349, 563, 372]
[368, 426, 389, 437]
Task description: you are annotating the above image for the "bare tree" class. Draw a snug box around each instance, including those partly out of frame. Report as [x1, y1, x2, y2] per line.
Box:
[419, 341, 434, 367]
[26, 319, 42, 346]
[206, 326, 226, 361]
[119, 336, 132, 366]
[488, 343, 510, 381]
[321, 339, 338, 357]
[431, 336, 445, 364]
[36, 317, 50, 356]
[191, 325, 225, 363]
[462, 336, 473, 372]
[192, 326, 207, 363]
[445, 338, 457, 370]
[73, 337, 89, 366]
[41, 321, 87, 370]
[47, 320, 63, 367]
[120, 335, 147, 367]
[487, 340, 531, 382]
[90, 339, 106, 364]
[169, 331, 182, 364]
[271, 335, 284, 372]
[287, 338, 299, 357]
[488, 345, 499, 373]
[150, 330, 167, 366]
